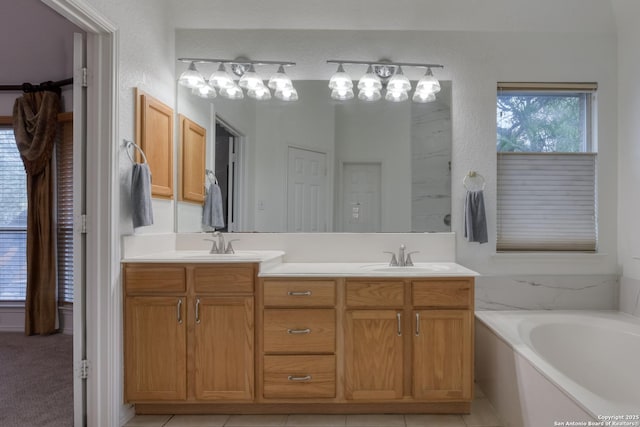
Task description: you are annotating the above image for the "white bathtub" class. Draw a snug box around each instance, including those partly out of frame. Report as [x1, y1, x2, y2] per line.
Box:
[475, 311, 640, 427]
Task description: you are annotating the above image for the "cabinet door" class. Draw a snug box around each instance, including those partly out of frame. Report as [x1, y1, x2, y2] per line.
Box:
[124, 296, 187, 401]
[413, 310, 472, 400]
[344, 310, 403, 400]
[194, 296, 254, 400]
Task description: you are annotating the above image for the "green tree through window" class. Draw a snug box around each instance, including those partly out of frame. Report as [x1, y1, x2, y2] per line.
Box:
[497, 93, 587, 153]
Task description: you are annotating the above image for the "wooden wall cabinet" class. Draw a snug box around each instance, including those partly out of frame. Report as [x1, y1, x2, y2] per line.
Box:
[123, 263, 255, 404]
[135, 88, 174, 199]
[179, 114, 207, 204]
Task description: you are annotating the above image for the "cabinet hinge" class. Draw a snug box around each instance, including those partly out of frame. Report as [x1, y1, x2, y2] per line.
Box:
[80, 359, 89, 380]
[82, 67, 88, 87]
[81, 214, 88, 234]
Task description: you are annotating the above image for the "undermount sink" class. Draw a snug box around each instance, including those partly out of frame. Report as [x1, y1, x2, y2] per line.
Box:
[360, 263, 453, 273]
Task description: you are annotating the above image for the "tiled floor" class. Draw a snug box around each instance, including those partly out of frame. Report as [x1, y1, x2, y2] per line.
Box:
[124, 390, 503, 427]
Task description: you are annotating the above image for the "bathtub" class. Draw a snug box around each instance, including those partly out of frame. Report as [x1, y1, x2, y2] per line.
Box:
[475, 311, 640, 427]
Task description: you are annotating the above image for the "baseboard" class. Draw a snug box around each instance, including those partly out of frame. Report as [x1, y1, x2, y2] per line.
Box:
[0, 305, 73, 335]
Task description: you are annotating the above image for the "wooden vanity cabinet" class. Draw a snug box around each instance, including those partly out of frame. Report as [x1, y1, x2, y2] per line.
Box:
[123, 263, 255, 404]
[344, 278, 474, 403]
[260, 279, 337, 400]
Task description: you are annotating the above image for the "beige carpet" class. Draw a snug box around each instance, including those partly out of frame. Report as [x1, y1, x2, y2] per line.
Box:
[0, 332, 73, 427]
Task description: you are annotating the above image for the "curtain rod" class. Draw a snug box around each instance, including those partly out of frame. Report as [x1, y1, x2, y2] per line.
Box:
[0, 78, 73, 93]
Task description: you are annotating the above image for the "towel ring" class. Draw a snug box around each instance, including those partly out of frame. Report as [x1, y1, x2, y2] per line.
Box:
[463, 170, 485, 191]
[205, 169, 218, 185]
[124, 139, 148, 164]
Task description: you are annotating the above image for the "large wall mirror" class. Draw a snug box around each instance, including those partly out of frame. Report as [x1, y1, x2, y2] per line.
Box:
[175, 79, 452, 233]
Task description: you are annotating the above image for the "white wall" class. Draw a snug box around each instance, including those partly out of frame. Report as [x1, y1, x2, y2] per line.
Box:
[0, 0, 81, 114]
[81, 0, 176, 237]
[613, 0, 640, 317]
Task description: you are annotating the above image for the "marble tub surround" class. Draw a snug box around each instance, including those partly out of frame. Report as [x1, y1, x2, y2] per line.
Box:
[620, 276, 640, 317]
[475, 275, 618, 311]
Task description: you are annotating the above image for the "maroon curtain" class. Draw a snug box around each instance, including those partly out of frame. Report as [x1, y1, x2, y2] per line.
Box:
[12, 92, 60, 336]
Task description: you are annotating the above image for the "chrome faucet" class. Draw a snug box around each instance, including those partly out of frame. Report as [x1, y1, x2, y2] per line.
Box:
[385, 245, 419, 267]
[205, 231, 232, 254]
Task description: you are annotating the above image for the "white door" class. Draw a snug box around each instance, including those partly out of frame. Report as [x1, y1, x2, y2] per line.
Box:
[341, 163, 381, 232]
[287, 147, 327, 232]
[72, 32, 87, 427]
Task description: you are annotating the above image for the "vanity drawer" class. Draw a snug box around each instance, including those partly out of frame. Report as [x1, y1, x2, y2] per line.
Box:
[194, 264, 254, 294]
[263, 355, 335, 399]
[263, 280, 336, 307]
[124, 265, 186, 293]
[412, 280, 472, 308]
[263, 309, 335, 353]
[346, 280, 404, 307]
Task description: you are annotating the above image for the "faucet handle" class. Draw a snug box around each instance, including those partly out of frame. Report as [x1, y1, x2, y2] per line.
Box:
[383, 251, 398, 266]
[204, 238, 219, 254]
[225, 239, 239, 254]
[404, 251, 419, 266]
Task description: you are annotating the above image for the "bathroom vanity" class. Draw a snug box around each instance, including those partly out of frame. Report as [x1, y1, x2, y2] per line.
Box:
[122, 246, 476, 415]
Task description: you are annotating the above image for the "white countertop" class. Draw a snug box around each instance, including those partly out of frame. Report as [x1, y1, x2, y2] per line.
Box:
[258, 262, 478, 277]
[121, 250, 477, 277]
[121, 250, 286, 263]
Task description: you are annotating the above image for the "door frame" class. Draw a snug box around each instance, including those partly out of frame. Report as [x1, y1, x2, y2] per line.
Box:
[42, 1, 119, 425]
[215, 116, 245, 232]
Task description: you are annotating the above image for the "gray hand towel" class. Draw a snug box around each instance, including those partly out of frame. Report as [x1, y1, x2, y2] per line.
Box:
[202, 183, 225, 229]
[131, 163, 154, 228]
[464, 190, 488, 243]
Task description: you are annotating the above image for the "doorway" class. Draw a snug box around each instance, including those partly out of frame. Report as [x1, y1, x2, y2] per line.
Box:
[215, 118, 241, 232]
[286, 147, 328, 232]
[341, 162, 382, 232]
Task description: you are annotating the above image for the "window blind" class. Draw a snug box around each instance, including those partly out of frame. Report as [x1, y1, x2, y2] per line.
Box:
[0, 128, 27, 301]
[57, 117, 74, 303]
[497, 152, 597, 252]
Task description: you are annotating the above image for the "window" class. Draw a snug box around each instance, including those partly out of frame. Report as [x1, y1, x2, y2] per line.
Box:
[496, 83, 597, 252]
[0, 120, 74, 303]
[0, 127, 27, 300]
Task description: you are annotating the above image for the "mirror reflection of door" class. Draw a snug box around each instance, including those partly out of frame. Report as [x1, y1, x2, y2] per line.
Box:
[215, 120, 240, 232]
[286, 147, 327, 232]
[342, 163, 381, 232]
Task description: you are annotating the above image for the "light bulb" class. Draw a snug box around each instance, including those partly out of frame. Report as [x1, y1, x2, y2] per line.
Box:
[416, 68, 441, 94]
[219, 84, 244, 100]
[238, 64, 264, 90]
[412, 90, 436, 103]
[178, 62, 205, 89]
[268, 65, 293, 90]
[192, 83, 217, 99]
[357, 65, 382, 91]
[329, 64, 353, 90]
[358, 87, 382, 102]
[275, 86, 298, 101]
[209, 63, 235, 89]
[386, 66, 411, 92]
[385, 89, 409, 102]
[247, 83, 272, 100]
[331, 87, 354, 101]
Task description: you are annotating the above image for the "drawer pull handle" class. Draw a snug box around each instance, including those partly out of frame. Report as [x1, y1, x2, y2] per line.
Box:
[415, 312, 420, 336]
[195, 298, 201, 324]
[287, 328, 311, 334]
[396, 312, 402, 336]
[287, 375, 312, 382]
[288, 290, 312, 296]
[177, 299, 183, 324]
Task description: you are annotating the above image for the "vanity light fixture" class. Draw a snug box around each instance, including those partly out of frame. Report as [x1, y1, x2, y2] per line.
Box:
[178, 57, 298, 101]
[327, 59, 444, 103]
[192, 83, 217, 99]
